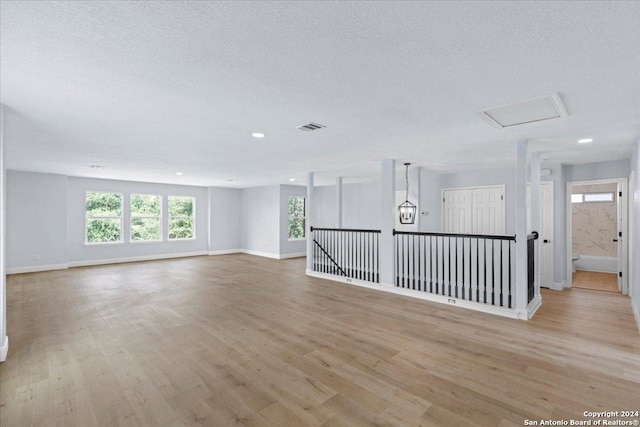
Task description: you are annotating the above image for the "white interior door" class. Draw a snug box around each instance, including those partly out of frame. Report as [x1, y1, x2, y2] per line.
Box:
[443, 189, 472, 233]
[472, 187, 504, 235]
[527, 182, 554, 288]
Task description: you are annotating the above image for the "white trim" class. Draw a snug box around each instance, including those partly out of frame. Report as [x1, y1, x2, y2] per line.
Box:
[633, 301, 640, 334]
[0, 335, 7, 362]
[7, 263, 69, 275]
[236, 249, 306, 260]
[548, 281, 566, 291]
[527, 295, 542, 319]
[566, 178, 628, 293]
[68, 251, 208, 268]
[306, 270, 527, 320]
[240, 249, 281, 259]
[208, 249, 242, 256]
[279, 252, 306, 259]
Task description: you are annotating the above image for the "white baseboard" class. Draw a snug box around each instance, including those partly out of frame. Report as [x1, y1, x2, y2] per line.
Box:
[239, 249, 281, 259]
[527, 295, 542, 319]
[6, 263, 69, 275]
[633, 301, 640, 334]
[0, 336, 8, 362]
[68, 251, 208, 268]
[208, 249, 242, 256]
[237, 250, 306, 260]
[574, 255, 617, 273]
[306, 269, 523, 320]
[544, 281, 565, 291]
[279, 252, 306, 259]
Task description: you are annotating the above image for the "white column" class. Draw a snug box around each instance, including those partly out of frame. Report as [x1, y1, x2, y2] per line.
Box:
[306, 172, 315, 272]
[336, 177, 343, 228]
[0, 104, 7, 361]
[531, 152, 541, 300]
[380, 159, 396, 286]
[409, 166, 421, 231]
[515, 140, 529, 317]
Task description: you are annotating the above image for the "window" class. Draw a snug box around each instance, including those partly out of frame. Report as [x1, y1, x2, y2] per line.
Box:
[86, 191, 123, 243]
[168, 196, 195, 239]
[572, 192, 615, 203]
[130, 194, 161, 241]
[584, 192, 615, 203]
[288, 196, 306, 239]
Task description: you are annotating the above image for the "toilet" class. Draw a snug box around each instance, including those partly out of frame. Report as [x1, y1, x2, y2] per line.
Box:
[572, 254, 580, 273]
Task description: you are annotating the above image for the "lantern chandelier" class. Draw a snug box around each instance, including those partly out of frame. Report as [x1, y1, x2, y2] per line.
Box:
[398, 162, 417, 225]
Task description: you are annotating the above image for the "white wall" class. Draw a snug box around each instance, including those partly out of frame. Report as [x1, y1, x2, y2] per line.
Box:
[279, 184, 307, 256]
[6, 171, 68, 271]
[210, 187, 241, 252]
[632, 141, 640, 331]
[312, 181, 381, 230]
[240, 185, 280, 256]
[0, 105, 7, 361]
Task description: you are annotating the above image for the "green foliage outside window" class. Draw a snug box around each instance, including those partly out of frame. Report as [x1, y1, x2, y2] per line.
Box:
[288, 196, 305, 239]
[131, 194, 161, 241]
[86, 192, 122, 243]
[168, 196, 195, 239]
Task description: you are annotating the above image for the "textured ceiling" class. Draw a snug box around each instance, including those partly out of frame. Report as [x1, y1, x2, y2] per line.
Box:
[1, 1, 639, 187]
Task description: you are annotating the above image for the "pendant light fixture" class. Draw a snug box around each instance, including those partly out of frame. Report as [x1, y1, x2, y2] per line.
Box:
[398, 162, 417, 224]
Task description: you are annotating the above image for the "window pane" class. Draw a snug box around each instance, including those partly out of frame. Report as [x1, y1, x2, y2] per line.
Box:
[131, 218, 161, 241]
[288, 218, 305, 239]
[288, 197, 305, 217]
[584, 192, 614, 202]
[571, 194, 583, 203]
[131, 194, 160, 215]
[86, 192, 122, 217]
[169, 218, 193, 239]
[86, 218, 121, 243]
[168, 197, 194, 217]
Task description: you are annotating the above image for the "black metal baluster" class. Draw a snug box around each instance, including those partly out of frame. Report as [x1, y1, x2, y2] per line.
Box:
[395, 233, 399, 286]
[499, 240, 504, 307]
[435, 236, 439, 294]
[429, 236, 433, 293]
[476, 238, 479, 302]
[412, 235, 416, 290]
[448, 236, 452, 297]
[461, 238, 465, 300]
[491, 239, 495, 306]
[483, 239, 487, 303]
[508, 241, 512, 308]
[454, 237, 458, 298]
[417, 235, 421, 291]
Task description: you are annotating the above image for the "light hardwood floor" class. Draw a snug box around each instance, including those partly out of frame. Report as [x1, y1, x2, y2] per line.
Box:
[1, 254, 639, 426]
[572, 270, 619, 292]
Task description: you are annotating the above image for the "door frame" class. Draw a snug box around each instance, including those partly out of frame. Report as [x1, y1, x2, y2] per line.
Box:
[441, 184, 506, 234]
[566, 178, 628, 294]
[527, 181, 554, 288]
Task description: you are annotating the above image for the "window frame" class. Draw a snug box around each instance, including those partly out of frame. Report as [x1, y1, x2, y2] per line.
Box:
[167, 195, 196, 241]
[129, 193, 163, 243]
[85, 191, 124, 245]
[572, 192, 615, 203]
[287, 196, 306, 241]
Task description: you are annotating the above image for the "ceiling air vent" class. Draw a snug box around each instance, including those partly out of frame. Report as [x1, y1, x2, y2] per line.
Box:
[477, 93, 567, 129]
[297, 122, 326, 132]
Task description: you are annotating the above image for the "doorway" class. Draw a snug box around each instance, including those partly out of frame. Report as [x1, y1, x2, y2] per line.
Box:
[567, 179, 628, 294]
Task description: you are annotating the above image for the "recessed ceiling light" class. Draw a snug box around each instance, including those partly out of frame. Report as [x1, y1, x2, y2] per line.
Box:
[176, 172, 184, 176]
[88, 165, 107, 169]
[226, 179, 238, 182]
[577, 138, 593, 144]
[289, 178, 296, 182]
[252, 132, 265, 138]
